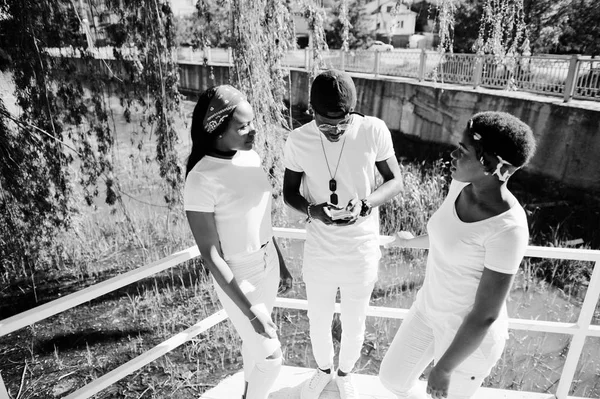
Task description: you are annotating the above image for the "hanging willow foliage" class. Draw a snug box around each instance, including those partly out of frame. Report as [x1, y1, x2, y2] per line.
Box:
[338, 0, 351, 52]
[302, 0, 329, 76]
[106, 0, 184, 205]
[223, 0, 296, 221]
[435, 0, 457, 53]
[432, 0, 528, 56]
[0, 0, 183, 278]
[0, 0, 116, 278]
[475, 0, 529, 57]
[423, 0, 529, 89]
[472, 0, 530, 90]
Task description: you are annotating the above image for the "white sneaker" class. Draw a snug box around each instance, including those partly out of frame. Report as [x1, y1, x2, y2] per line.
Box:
[335, 373, 359, 399]
[300, 368, 333, 399]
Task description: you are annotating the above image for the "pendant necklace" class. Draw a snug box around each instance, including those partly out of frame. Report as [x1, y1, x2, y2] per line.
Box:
[319, 133, 347, 206]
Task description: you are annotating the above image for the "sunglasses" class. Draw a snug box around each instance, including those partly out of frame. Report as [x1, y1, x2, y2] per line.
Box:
[311, 110, 359, 135]
[317, 118, 351, 135]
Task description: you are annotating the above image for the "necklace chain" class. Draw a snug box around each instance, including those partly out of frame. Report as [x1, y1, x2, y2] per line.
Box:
[319, 133, 347, 181]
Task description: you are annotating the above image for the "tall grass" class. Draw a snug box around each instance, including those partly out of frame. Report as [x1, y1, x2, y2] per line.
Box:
[379, 159, 450, 237]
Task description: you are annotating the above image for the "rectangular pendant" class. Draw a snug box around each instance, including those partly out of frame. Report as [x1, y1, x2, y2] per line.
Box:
[329, 179, 337, 192]
[330, 192, 338, 205]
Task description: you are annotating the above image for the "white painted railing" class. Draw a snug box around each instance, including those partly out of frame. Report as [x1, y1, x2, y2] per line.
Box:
[1, 227, 599, 399]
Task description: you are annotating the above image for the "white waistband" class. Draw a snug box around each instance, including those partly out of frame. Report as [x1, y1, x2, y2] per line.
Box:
[224, 240, 274, 266]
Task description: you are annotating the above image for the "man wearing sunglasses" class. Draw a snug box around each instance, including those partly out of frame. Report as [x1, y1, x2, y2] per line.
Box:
[283, 69, 403, 399]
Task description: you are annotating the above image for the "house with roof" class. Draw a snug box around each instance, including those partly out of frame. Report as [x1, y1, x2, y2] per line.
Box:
[363, 0, 417, 47]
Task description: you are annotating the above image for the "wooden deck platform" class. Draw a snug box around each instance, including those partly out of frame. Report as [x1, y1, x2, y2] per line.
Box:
[200, 366, 557, 399]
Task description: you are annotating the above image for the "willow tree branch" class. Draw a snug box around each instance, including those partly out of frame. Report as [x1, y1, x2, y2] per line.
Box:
[0, 108, 81, 155]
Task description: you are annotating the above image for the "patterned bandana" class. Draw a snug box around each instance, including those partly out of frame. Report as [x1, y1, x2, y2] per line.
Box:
[203, 85, 246, 133]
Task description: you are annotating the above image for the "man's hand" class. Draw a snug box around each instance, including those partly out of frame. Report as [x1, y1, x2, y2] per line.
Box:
[309, 202, 338, 225]
[324, 197, 361, 226]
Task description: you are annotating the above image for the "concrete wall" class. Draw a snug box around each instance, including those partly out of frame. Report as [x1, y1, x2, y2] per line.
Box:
[178, 63, 600, 192]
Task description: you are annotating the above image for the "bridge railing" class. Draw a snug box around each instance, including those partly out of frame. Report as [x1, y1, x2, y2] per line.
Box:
[573, 58, 600, 100]
[43, 46, 599, 103]
[1, 227, 599, 399]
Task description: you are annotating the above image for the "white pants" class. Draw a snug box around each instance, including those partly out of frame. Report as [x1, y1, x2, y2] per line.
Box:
[379, 306, 505, 399]
[212, 241, 282, 399]
[305, 279, 375, 373]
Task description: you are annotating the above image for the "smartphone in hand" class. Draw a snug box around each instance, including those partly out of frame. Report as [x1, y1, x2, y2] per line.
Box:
[328, 194, 359, 220]
[329, 208, 354, 220]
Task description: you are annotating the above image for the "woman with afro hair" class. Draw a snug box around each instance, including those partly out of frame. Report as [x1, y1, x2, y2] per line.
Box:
[379, 111, 536, 399]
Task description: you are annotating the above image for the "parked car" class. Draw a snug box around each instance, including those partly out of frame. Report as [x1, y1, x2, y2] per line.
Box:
[368, 40, 394, 52]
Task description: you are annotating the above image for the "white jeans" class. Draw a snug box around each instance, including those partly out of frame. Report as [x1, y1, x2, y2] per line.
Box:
[212, 241, 282, 399]
[379, 306, 505, 399]
[305, 279, 375, 373]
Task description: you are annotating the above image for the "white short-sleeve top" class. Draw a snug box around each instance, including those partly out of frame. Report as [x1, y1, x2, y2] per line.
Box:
[283, 115, 396, 285]
[184, 150, 273, 260]
[415, 179, 529, 334]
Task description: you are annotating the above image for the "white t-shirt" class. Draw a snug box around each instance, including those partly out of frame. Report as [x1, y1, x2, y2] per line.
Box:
[283, 115, 396, 285]
[415, 179, 529, 336]
[184, 150, 273, 260]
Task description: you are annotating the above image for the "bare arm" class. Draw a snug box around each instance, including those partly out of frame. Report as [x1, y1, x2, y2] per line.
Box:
[282, 168, 310, 216]
[366, 156, 403, 207]
[427, 268, 515, 398]
[282, 168, 337, 224]
[186, 210, 276, 337]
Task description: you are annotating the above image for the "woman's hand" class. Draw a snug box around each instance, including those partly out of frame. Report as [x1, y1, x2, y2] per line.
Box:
[384, 231, 415, 248]
[427, 365, 451, 398]
[249, 304, 277, 339]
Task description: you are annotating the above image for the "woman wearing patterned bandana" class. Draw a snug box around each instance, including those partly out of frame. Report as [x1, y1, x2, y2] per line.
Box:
[379, 111, 537, 399]
[184, 85, 293, 399]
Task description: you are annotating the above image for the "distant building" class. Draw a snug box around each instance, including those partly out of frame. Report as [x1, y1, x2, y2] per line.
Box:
[363, 0, 417, 47]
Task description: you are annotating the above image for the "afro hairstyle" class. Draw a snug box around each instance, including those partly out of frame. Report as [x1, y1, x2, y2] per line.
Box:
[469, 111, 536, 168]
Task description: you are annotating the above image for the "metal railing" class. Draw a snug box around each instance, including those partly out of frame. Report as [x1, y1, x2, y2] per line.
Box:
[43, 46, 600, 103]
[1, 227, 599, 399]
[573, 58, 600, 100]
[176, 47, 600, 103]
